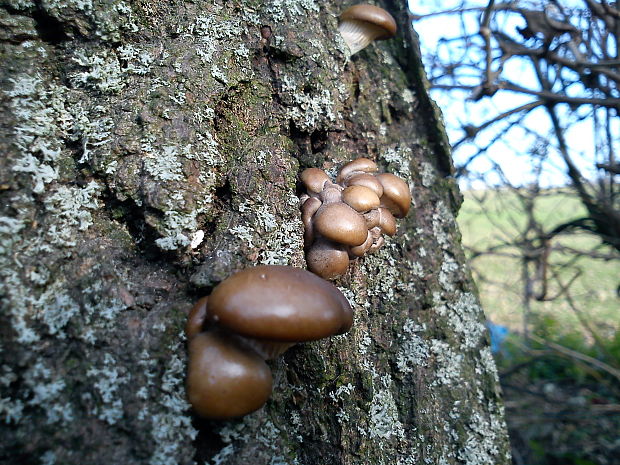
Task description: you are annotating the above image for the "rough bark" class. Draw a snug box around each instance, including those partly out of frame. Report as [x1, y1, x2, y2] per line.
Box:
[0, 1, 511, 464]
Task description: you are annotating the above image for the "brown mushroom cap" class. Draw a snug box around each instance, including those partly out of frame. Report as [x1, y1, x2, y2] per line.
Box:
[300, 168, 330, 194]
[336, 158, 378, 184]
[186, 296, 209, 340]
[313, 202, 368, 246]
[306, 239, 351, 281]
[376, 173, 411, 218]
[345, 173, 384, 197]
[339, 4, 398, 40]
[377, 207, 397, 236]
[208, 265, 353, 341]
[187, 331, 273, 419]
[342, 185, 381, 212]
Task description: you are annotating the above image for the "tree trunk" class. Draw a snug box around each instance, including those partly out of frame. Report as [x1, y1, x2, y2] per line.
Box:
[0, 1, 511, 464]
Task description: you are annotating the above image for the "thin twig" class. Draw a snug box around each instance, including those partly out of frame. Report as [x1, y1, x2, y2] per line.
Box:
[529, 334, 620, 383]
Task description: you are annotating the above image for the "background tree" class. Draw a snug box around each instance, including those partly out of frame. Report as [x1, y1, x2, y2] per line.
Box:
[410, 0, 619, 266]
[411, 0, 619, 345]
[0, 1, 510, 464]
[410, 1, 620, 463]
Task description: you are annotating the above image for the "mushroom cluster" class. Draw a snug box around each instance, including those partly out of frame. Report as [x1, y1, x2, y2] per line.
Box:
[338, 4, 397, 55]
[300, 158, 411, 280]
[186, 265, 353, 419]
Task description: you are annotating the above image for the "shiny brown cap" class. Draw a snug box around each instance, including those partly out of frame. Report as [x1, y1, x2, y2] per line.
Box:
[208, 265, 353, 341]
[300, 168, 330, 194]
[376, 173, 411, 218]
[339, 4, 397, 40]
[377, 207, 396, 236]
[306, 239, 351, 281]
[336, 158, 378, 184]
[187, 331, 273, 419]
[342, 185, 381, 212]
[345, 173, 384, 197]
[313, 202, 368, 246]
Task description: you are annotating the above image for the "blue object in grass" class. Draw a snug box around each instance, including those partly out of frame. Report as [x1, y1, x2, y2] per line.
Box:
[486, 321, 509, 354]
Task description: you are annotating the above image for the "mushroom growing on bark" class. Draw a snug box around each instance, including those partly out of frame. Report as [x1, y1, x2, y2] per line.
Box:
[299, 158, 411, 279]
[338, 4, 397, 55]
[186, 265, 353, 419]
[187, 331, 273, 419]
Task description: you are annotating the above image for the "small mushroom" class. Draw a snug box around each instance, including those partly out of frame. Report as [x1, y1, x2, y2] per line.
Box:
[342, 185, 381, 212]
[376, 173, 411, 218]
[345, 173, 384, 197]
[313, 202, 369, 246]
[187, 330, 273, 419]
[338, 4, 397, 55]
[377, 207, 397, 236]
[336, 157, 378, 184]
[363, 208, 380, 229]
[300, 168, 330, 194]
[306, 239, 351, 280]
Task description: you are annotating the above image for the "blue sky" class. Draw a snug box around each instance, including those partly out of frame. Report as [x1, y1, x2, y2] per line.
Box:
[407, 0, 618, 190]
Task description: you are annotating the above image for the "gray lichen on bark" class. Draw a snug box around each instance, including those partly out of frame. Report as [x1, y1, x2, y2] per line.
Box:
[0, 0, 511, 464]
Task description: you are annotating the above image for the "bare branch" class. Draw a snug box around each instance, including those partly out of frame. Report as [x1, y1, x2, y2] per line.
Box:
[529, 335, 620, 383]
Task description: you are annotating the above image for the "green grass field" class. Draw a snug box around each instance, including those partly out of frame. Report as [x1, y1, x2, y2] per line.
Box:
[457, 188, 620, 341]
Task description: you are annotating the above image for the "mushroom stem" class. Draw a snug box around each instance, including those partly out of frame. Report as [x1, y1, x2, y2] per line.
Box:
[233, 334, 296, 360]
[338, 4, 397, 56]
[338, 20, 384, 55]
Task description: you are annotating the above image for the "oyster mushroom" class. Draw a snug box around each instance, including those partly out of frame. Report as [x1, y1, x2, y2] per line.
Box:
[345, 173, 384, 197]
[306, 239, 351, 280]
[336, 157, 378, 184]
[185, 296, 209, 340]
[376, 172, 411, 218]
[300, 167, 331, 195]
[186, 266, 354, 418]
[299, 158, 411, 279]
[301, 196, 323, 247]
[207, 265, 353, 343]
[338, 4, 397, 55]
[187, 330, 273, 419]
[342, 185, 381, 212]
[313, 202, 369, 247]
[349, 230, 374, 257]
